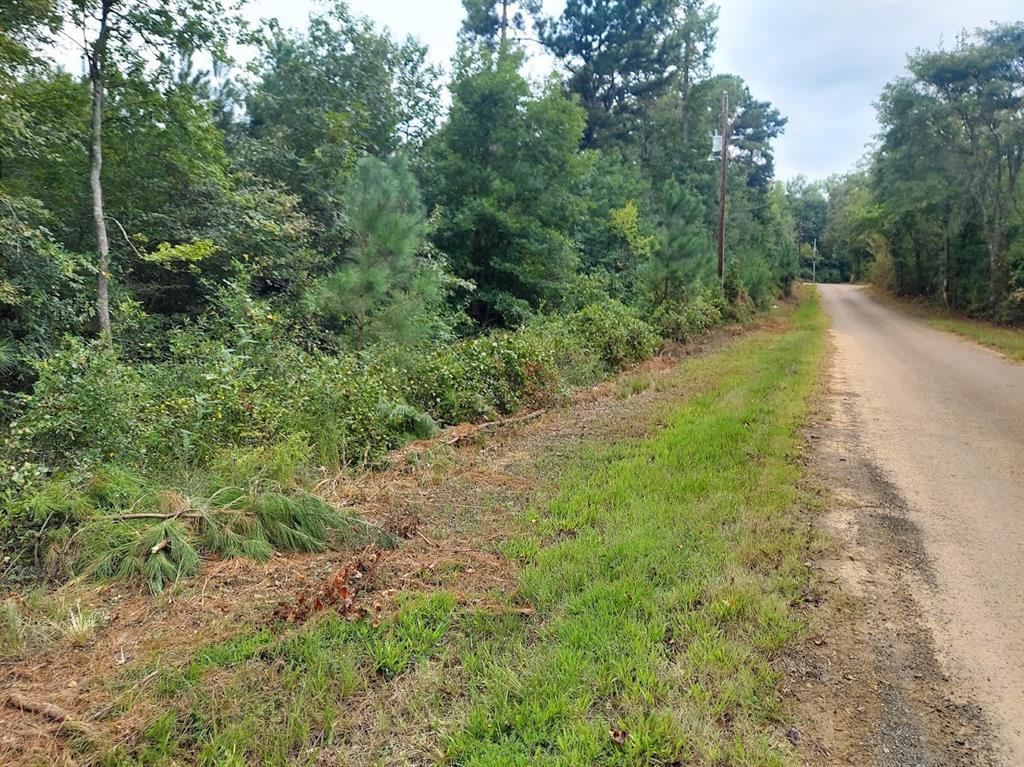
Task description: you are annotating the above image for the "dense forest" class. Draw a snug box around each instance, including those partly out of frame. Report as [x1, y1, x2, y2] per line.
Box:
[1, 0, 807, 587]
[809, 23, 1024, 321]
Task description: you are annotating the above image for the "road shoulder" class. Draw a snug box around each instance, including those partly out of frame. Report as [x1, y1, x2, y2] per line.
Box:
[788, 334, 1001, 766]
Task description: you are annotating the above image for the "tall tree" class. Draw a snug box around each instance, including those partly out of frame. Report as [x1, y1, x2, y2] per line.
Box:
[59, 0, 236, 338]
[540, 0, 683, 148]
[424, 47, 586, 325]
[459, 0, 541, 51]
[678, 0, 717, 151]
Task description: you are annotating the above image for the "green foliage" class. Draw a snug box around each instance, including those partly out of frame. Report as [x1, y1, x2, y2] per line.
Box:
[645, 181, 714, 306]
[824, 22, 1024, 320]
[562, 301, 660, 372]
[541, 0, 684, 148]
[723, 259, 743, 304]
[408, 330, 559, 423]
[425, 47, 586, 326]
[316, 155, 444, 350]
[4, 440, 395, 592]
[459, 0, 542, 50]
[652, 290, 724, 342]
[243, 4, 441, 242]
[6, 338, 156, 468]
[0, 193, 90, 386]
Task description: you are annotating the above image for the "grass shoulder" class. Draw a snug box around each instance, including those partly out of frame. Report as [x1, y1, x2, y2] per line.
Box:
[865, 286, 1024, 362]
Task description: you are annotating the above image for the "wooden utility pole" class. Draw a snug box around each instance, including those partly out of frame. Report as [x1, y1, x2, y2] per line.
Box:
[716, 90, 729, 282]
[812, 239, 817, 283]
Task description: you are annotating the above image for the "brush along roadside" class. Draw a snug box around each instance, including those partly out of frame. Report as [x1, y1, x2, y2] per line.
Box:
[1, 296, 816, 766]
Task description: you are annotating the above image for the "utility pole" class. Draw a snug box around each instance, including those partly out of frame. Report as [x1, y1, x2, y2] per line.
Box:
[812, 238, 817, 283]
[716, 90, 729, 283]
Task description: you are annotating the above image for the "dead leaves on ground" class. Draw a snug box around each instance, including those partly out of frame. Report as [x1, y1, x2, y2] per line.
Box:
[272, 547, 383, 623]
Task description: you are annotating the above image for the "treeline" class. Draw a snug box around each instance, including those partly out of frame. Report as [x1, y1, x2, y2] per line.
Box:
[816, 23, 1024, 323]
[0, 0, 801, 586]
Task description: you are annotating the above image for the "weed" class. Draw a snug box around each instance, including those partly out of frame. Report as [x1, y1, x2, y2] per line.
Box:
[59, 602, 102, 646]
[618, 375, 653, 398]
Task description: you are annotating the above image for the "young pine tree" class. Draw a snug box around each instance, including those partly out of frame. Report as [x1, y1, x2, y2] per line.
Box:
[317, 155, 442, 350]
[645, 181, 713, 307]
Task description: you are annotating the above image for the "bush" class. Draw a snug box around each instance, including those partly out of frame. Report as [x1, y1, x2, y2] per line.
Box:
[407, 331, 559, 424]
[562, 301, 659, 371]
[652, 293, 724, 342]
[4, 339, 157, 469]
[995, 289, 1024, 326]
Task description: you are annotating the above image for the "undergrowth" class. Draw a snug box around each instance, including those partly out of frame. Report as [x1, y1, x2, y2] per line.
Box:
[1, 296, 739, 591]
[88, 290, 826, 766]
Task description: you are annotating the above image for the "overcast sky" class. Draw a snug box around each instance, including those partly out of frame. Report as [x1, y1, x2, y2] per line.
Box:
[231, 0, 1024, 180]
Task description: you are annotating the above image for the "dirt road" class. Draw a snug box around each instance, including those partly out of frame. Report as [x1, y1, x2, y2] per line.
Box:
[817, 283, 1024, 764]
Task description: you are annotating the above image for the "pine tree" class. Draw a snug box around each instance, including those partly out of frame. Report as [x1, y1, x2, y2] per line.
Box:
[645, 181, 713, 306]
[317, 155, 442, 350]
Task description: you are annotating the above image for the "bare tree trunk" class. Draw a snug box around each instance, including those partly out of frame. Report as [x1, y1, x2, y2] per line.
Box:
[88, 3, 113, 339]
[499, 0, 509, 51]
[988, 236, 1002, 311]
[680, 36, 693, 150]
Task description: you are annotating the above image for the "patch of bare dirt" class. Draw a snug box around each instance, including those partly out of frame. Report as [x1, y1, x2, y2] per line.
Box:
[787, 346, 999, 766]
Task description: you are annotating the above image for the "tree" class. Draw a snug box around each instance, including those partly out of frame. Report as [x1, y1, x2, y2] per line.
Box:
[57, 0, 237, 338]
[786, 176, 828, 248]
[0, 0, 62, 165]
[459, 0, 541, 50]
[244, 4, 441, 247]
[678, 0, 718, 151]
[823, 171, 879, 284]
[316, 155, 443, 350]
[645, 181, 713, 306]
[424, 47, 586, 325]
[540, 0, 683, 148]
[905, 23, 1024, 307]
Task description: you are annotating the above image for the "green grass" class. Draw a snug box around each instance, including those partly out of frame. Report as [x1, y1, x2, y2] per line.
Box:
[868, 287, 1024, 362]
[97, 291, 828, 767]
[926, 316, 1024, 361]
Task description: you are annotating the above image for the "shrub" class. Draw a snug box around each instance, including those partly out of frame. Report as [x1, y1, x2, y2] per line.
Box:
[652, 294, 724, 342]
[5, 339, 157, 469]
[407, 331, 559, 424]
[562, 300, 659, 372]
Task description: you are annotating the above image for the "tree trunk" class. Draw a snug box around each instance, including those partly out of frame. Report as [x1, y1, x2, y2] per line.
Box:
[89, 3, 113, 339]
[942, 214, 951, 311]
[988, 236, 1002, 311]
[499, 0, 509, 51]
[680, 35, 693, 151]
